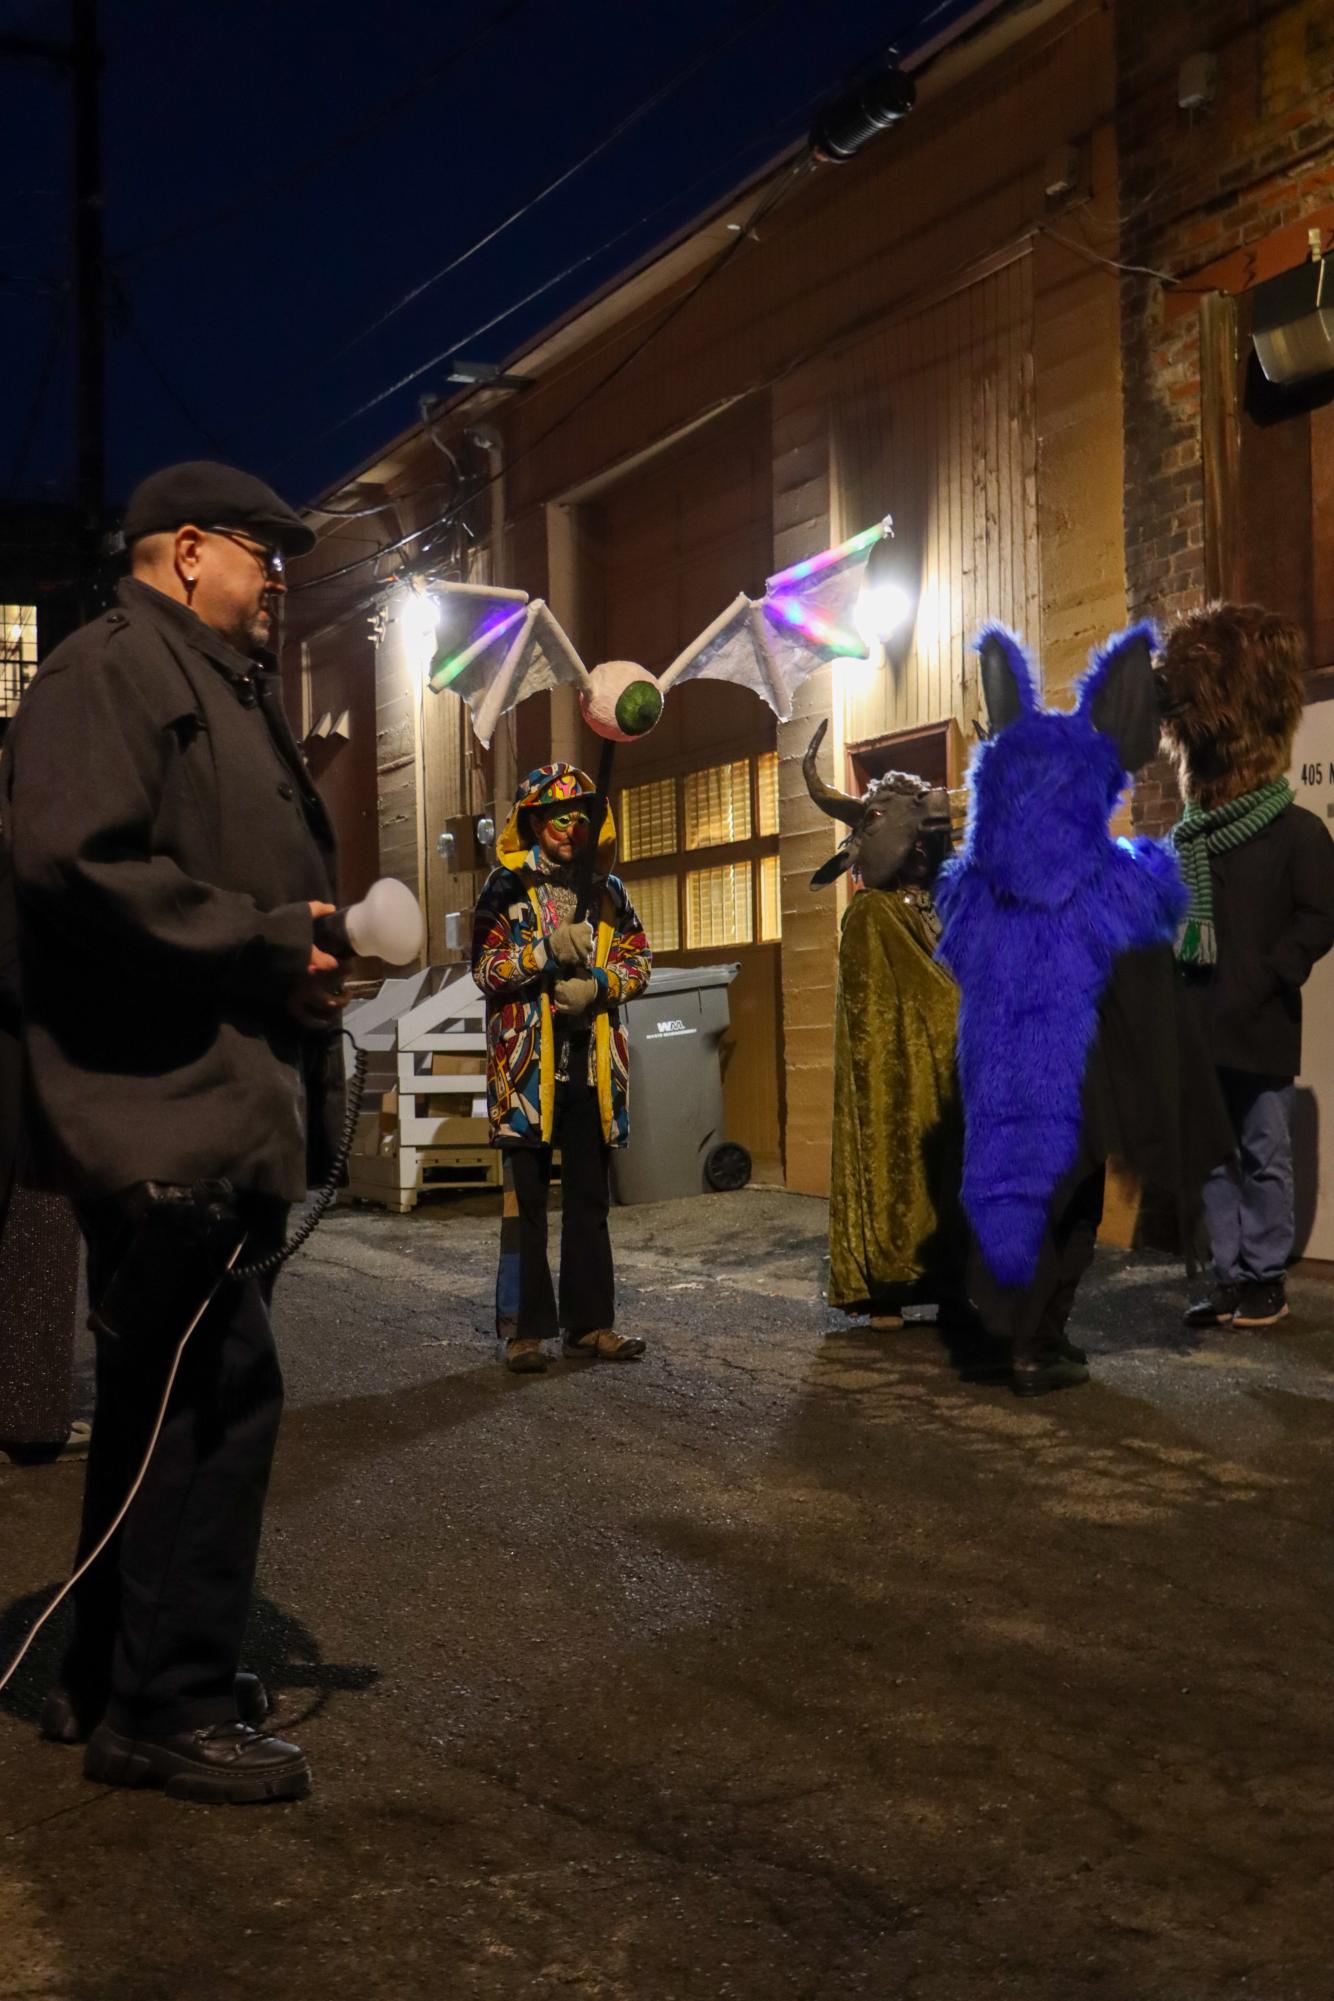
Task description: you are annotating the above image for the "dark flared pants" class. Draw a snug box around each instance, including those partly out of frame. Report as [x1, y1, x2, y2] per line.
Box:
[970, 1167, 1106, 1365]
[64, 1200, 287, 1735]
[496, 1083, 615, 1344]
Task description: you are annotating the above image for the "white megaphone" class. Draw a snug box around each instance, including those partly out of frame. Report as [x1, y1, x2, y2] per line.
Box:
[314, 876, 425, 966]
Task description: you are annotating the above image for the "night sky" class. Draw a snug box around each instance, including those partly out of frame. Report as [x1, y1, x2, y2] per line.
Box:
[2, 0, 986, 514]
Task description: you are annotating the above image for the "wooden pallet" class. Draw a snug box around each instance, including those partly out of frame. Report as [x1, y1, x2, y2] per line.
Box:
[342, 970, 500, 1211]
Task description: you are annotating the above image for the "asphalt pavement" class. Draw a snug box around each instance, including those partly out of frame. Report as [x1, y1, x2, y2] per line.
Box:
[2, 1186, 1333, 2001]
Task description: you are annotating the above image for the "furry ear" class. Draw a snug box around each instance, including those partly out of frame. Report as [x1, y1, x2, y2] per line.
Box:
[810, 847, 851, 888]
[976, 626, 1039, 736]
[1077, 622, 1161, 774]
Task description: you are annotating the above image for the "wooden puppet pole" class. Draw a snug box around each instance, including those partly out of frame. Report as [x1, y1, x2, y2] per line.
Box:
[574, 737, 617, 928]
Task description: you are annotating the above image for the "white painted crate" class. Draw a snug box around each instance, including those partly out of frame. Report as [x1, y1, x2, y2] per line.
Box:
[343, 969, 497, 1211]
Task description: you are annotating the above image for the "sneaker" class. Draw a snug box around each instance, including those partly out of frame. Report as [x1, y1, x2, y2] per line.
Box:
[1232, 1280, 1288, 1329]
[501, 1336, 547, 1373]
[1183, 1283, 1241, 1328]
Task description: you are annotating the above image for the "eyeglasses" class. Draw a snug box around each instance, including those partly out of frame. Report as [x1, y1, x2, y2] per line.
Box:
[206, 526, 285, 586]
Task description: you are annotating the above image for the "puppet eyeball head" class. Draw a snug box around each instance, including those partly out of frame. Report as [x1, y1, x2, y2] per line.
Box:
[580, 660, 664, 742]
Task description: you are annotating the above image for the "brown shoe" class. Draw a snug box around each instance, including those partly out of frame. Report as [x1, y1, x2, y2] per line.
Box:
[503, 1337, 547, 1374]
[562, 1329, 646, 1361]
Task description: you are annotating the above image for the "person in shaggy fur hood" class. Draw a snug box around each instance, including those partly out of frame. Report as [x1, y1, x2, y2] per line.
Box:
[936, 624, 1232, 1396]
[1158, 603, 1334, 1330]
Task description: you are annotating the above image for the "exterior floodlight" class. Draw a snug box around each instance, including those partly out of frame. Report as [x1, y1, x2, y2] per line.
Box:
[400, 583, 441, 681]
[855, 519, 915, 643]
[1252, 242, 1334, 386]
[812, 61, 916, 163]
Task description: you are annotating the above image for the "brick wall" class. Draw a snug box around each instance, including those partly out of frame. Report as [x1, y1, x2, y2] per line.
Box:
[1117, 0, 1334, 832]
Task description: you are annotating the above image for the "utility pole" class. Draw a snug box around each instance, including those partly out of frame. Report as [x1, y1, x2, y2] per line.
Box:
[72, 0, 105, 610]
[1, 0, 105, 617]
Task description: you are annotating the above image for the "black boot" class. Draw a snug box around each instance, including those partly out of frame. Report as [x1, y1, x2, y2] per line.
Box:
[1011, 1356, 1090, 1398]
[84, 1719, 310, 1805]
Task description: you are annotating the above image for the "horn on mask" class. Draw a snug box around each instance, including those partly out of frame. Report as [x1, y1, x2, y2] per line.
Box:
[802, 720, 862, 828]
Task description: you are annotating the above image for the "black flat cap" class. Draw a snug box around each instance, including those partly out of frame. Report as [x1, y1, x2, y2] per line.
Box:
[122, 460, 316, 556]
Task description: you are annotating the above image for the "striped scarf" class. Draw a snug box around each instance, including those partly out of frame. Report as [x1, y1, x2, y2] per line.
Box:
[1171, 777, 1293, 966]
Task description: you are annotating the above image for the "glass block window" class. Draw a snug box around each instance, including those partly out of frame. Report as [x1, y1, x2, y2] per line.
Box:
[685, 759, 752, 849]
[756, 750, 780, 837]
[759, 853, 783, 942]
[619, 776, 677, 861]
[686, 861, 753, 948]
[629, 871, 680, 952]
[1, 604, 38, 718]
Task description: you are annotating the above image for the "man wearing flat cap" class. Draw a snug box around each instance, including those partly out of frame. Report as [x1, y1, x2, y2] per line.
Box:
[2, 461, 342, 1804]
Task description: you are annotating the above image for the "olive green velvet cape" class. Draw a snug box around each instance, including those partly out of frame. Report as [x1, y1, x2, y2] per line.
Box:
[828, 887, 966, 1312]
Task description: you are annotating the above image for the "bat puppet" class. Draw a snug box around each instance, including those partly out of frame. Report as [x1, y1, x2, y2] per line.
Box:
[411, 520, 894, 918]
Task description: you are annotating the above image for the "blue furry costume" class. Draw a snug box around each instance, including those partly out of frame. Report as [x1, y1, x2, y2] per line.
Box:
[936, 625, 1184, 1290]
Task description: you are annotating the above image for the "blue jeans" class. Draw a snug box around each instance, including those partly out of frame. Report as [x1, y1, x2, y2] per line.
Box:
[1202, 1070, 1295, 1287]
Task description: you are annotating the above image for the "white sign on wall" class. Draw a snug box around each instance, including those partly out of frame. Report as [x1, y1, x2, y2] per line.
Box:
[1289, 701, 1334, 1260]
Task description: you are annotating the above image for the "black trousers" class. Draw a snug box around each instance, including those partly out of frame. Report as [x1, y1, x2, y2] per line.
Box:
[65, 1197, 287, 1735]
[970, 1167, 1106, 1365]
[496, 1084, 614, 1343]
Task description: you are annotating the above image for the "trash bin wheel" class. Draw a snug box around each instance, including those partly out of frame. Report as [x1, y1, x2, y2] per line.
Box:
[705, 1141, 752, 1192]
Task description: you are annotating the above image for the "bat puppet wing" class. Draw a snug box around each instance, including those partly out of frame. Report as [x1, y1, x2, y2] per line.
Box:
[422, 583, 590, 747]
[658, 520, 887, 721]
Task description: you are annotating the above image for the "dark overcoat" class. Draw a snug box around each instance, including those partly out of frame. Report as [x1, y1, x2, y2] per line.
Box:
[1181, 804, 1334, 1079]
[1, 579, 339, 1203]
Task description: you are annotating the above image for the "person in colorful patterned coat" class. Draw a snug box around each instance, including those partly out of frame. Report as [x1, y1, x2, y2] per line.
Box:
[472, 763, 651, 1373]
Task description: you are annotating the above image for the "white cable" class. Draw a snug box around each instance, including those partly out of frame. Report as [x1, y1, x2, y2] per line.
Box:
[0, 1238, 246, 1702]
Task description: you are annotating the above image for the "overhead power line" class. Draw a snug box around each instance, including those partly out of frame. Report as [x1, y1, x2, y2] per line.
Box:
[314, 0, 790, 380]
[291, 153, 815, 599]
[113, 0, 536, 263]
[274, 82, 822, 473]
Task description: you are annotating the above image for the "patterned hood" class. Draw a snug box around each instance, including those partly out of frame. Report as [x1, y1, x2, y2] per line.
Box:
[496, 762, 618, 875]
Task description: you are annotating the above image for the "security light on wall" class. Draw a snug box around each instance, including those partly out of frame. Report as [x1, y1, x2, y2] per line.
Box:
[854, 517, 915, 645]
[1252, 236, 1334, 387]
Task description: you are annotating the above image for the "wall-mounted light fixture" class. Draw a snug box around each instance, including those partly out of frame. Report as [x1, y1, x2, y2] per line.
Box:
[399, 578, 441, 681]
[1252, 233, 1334, 387]
[1178, 52, 1218, 112]
[811, 59, 915, 163]
[854, 517, 915, 646]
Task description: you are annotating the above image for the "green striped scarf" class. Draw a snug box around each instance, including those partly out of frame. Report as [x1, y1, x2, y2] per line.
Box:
[1170, 777, 1293, 966]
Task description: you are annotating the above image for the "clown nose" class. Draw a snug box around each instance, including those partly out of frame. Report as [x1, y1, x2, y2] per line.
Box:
[315, 877, 424, 965]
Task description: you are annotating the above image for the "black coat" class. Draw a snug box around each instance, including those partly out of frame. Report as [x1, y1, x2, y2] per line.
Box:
[1182, 804, 1334, 1078]
[1, 579, 339, 1202]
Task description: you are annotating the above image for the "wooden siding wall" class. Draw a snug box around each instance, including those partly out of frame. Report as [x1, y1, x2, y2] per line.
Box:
[303, 0, 1126, 1196]
[832, 251, 1040, 746]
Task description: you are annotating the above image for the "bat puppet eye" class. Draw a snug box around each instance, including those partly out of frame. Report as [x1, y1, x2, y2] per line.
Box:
[580, 660, 665, 743]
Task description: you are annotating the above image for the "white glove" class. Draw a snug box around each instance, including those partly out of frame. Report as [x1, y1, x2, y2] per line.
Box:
[548, 919, 593, 968]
